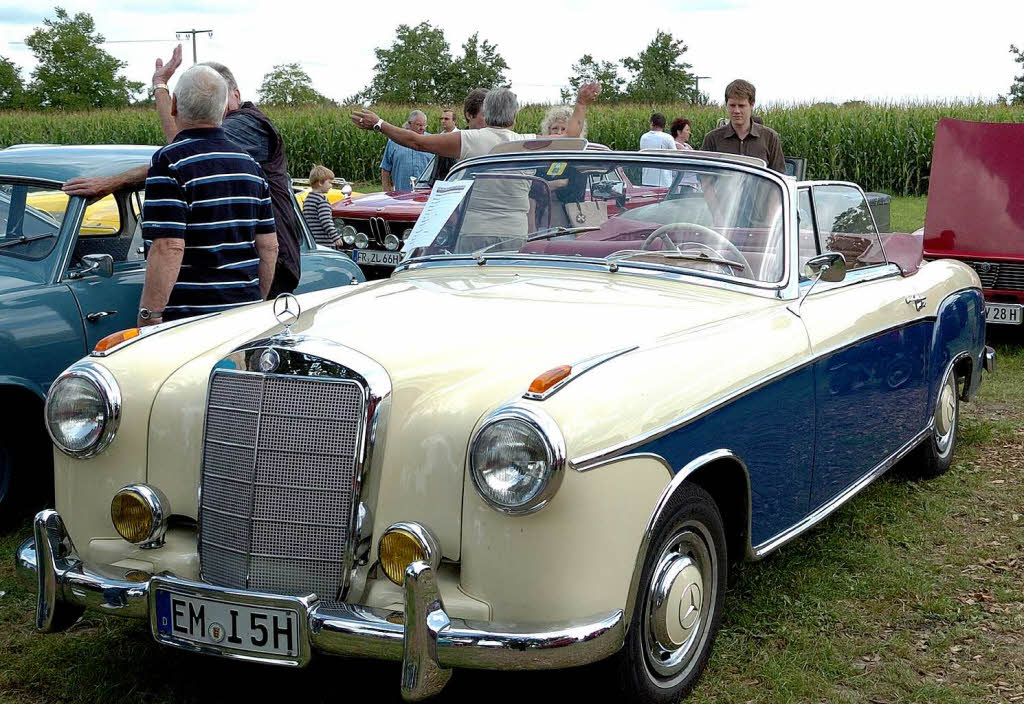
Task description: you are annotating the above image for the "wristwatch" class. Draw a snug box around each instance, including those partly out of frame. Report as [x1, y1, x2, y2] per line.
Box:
[139, 307, 163, 321]
[373, 119, 384, 132]
[153, 83, 170, 93]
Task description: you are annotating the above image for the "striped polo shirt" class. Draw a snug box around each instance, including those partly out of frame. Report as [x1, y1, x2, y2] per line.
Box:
[142, 127, 275, 320]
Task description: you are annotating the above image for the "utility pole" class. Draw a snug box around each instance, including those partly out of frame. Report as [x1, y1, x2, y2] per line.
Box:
[175, 29, 213, 63]
[693, 75, 711, 103]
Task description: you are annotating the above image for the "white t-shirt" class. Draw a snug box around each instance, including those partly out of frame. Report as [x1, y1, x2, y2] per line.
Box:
[639, 129, 676, 187]
[459, 127, 536, 160]
[456, 128, 539, 242]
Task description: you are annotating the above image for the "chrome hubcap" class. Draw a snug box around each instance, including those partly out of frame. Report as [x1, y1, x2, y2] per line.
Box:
[935, 372, 957, 452]
[643, 522, 716, 682]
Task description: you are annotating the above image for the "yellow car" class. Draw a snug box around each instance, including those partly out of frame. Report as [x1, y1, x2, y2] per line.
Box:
[293, 178, 362, 207]
[25, 191, 124, 235]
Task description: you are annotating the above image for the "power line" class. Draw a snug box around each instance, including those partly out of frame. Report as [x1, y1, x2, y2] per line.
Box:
[175, 29, 213, 64]
[8, 39, 175, 45]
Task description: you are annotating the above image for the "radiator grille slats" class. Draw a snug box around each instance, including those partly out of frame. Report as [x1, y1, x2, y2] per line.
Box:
[967, 261, 1024, 291]
[199, 370, 365, 605]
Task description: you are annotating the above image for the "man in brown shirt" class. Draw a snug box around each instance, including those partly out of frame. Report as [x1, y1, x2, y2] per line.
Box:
[701, 79, 786, 173]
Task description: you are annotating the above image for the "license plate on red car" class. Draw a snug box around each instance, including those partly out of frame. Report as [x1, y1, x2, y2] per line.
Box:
[985, 303, 1022, 325]
[354, 249, 402, 266]
[152, 582, 304, 660]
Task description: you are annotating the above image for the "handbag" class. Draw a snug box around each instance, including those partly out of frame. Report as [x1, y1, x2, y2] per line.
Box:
[567, 200, 608, 227]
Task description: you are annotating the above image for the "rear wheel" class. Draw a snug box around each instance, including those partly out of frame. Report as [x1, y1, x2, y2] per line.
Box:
[614, 483, 727, 703]
[910, 364, 960, 478]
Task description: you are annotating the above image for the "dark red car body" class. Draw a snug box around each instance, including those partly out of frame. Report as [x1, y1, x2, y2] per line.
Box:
[923, 119, 1024, 312]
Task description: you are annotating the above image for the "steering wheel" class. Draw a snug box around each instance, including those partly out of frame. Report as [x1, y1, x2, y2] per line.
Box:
[641, 222, 753, 278]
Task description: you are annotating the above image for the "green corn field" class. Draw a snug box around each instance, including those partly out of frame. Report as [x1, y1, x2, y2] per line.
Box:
[1, 102, 1022, 195]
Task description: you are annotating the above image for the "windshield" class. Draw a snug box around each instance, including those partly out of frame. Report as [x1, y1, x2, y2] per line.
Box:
[404, 156, 788, 284]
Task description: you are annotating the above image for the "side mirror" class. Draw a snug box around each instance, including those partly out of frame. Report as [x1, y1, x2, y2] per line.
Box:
[80, 253, 114, 278]
[805, 252, 847, 283]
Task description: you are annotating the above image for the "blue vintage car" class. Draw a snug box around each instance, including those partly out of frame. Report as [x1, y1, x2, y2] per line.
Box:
[0, 144, 364, 516]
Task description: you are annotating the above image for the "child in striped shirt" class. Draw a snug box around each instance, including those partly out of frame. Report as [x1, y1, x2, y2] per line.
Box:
[302, 165, 341, 248]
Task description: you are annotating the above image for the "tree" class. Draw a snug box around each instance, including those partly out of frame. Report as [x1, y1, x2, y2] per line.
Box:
[620, 30, 697, 103]
[0, 56, 25, 109]
[363, 23, 509, 104]
[1007, 44, 1024, 106]
[257, 63, 333, 106]
[560, 54, 624, 103]
[446, 33, 508, 104]
[24, 7, 143, 109]
[365, 22, 454, 104]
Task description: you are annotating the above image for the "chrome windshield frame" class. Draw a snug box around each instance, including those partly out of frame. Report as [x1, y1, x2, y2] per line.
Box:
[394, 150, 800, 301]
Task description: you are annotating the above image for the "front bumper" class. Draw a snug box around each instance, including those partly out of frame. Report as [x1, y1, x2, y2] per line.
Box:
[16, 510, 624, 700]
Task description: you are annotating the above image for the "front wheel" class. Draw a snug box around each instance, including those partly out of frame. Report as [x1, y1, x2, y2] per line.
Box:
[614, 483, 728, 703]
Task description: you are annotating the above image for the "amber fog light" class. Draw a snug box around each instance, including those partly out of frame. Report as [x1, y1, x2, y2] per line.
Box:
[377, 522, 440, 585]
[110, 484, 169, 548]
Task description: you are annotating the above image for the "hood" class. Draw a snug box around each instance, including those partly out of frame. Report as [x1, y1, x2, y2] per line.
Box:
[923, 118, 1024, 259]
[140, 265, 778, 560]
[332, 189, 428, 219]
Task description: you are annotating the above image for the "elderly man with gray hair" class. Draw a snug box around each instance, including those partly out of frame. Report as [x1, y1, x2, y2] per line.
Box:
[351, 83, 601, 162]
[379, 109, 432, 191]
[137, 64, 278, 326]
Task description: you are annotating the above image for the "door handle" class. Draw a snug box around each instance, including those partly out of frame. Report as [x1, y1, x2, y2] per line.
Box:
[86, 310, 117, 323]
[905, 295, 927, 311]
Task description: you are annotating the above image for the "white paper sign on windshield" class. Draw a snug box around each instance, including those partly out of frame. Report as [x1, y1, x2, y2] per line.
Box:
[402, 179, 474, 258]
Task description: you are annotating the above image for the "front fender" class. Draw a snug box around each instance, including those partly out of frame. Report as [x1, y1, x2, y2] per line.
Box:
[929, 287, 985, 403]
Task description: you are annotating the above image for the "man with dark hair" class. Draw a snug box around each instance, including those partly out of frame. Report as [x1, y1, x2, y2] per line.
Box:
[701, 78, 785, 173]
[639, 112, 676, 186]
[63, 45, 304, 298]
[463, 89, 488, 129]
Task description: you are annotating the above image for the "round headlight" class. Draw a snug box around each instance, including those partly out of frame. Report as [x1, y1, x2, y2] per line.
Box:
[377, 522, 441, 585]
[45, 362, 121, 458]
[469, 406, 565, 515]
[110, 484, 169, 547]
[355, 232, 369, 249]
[402, 228, 413, 240]
[341, 225, 357, 246]
[384, 234, 400, 251]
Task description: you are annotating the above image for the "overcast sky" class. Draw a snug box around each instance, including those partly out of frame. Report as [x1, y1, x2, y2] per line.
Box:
[2, 0, 1023, 108]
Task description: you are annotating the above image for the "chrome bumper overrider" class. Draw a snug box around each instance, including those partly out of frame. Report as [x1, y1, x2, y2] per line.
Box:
[984, 346, 996, 374]
[16, 510, 624, 701]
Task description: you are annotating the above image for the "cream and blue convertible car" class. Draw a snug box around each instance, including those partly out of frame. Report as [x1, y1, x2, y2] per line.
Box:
[18, 146, 992, 702]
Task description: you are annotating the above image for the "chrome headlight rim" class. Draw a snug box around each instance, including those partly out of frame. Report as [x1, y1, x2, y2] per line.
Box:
[383, 233, 400, 251]
[111, 483, 170, 548]
[468, 404, 566, 516]
[354, 232, 370, 249]
[44, 361, 121, 459]
[377, 521, 442, 584]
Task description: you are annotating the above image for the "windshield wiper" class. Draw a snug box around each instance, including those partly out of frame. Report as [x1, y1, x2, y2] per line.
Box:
[472, 226, 601, 260]
[0, 233, 56, 250]
[606, 249, 745, 272]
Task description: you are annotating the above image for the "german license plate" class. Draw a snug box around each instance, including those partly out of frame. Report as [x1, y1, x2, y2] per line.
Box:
[354, 249, 401, 266]
[985, 303, 1022, 325]
[154, 588, 300, 657]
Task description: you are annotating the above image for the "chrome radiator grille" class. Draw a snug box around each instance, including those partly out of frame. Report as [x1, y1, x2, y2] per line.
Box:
[967, 261, 1024, 291]
[199, 370, 365, 603]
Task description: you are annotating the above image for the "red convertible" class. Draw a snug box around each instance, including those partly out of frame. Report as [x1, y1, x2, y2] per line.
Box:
[922, 118, 1024, 327]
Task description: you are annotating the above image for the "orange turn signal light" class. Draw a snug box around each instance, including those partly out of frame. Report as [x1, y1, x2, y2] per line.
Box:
[528, 365, 572, 395]
[94, 328, 139, 354]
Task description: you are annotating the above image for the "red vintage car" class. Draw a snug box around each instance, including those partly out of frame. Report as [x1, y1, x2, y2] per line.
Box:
[331, 150, 667, 279]
[922, 118, 1024, 327]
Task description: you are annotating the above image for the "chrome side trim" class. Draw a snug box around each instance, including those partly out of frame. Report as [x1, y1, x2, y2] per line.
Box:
[799, 263, 902, 294]
[749, 424, 931, 558]
[571, 316, 938, 470]
[573, 452, 674, 477]
[523, 346, 637, 401]
[206, 335, 392, 597]
[468, 403, 567, 516]
[44, 361, 122, 459]
[18, 509, 625, 698]
[621, 449, 750, 627]
[89, 314, 219, 357]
